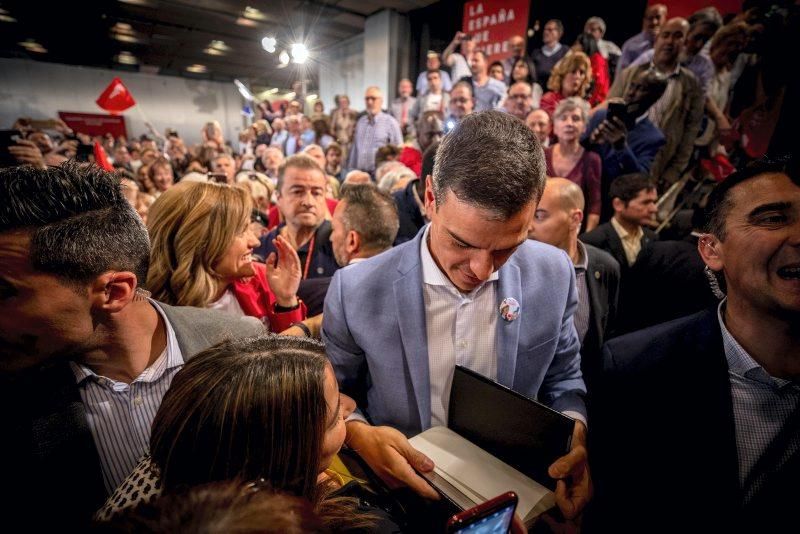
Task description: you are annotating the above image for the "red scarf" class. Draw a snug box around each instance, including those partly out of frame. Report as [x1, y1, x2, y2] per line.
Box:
[231, 262, 306, 332]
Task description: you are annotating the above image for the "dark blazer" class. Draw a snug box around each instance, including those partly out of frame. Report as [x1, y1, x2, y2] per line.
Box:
[580, 243, 620, 391]
[2, 303, 264, 529]
[392, 178, 426, 246]
[580, 221, 657, 272]
[297, 276, 332, 317]
[588, 308, 799, 533]
[622, 235, 718, 332]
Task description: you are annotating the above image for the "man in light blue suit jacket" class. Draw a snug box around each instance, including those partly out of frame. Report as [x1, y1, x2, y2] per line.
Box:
[324, 230, 586, 436]
[323, 111, 590, 520]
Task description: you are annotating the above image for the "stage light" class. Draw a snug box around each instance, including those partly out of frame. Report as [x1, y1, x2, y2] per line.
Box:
[278, 50, 290, 66]
[261, 36, 276, 53]
[290, 43, 309, 64]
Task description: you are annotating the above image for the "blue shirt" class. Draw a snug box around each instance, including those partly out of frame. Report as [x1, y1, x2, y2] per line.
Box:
[618, 31, 655, 72]
[717, 302, 800, 503]
[70, 301, 183, 494]
[347, 112, 403, 173]
[415, 69, 453, 95]
[472, 77, 507, 112]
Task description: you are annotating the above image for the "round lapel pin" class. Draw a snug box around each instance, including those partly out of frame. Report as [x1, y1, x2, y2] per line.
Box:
[499, 297, 520, 322]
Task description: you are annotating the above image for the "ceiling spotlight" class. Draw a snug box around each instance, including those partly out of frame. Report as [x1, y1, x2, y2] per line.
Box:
[115, 51, 138, 65]
[290, 43, 309, 64]
[186, 64, 208, 74]
[284, 92, 296, 100]
[18, 39, 47, 53]
[306, 94, 318, 101]
[261, 36, 276, 53]
[0, 8, 17, 23]
[265, 88, 279, 95]
[243, 6, 268, 21]
[278, 50, 290, 66]
[234, 79, 255, 101]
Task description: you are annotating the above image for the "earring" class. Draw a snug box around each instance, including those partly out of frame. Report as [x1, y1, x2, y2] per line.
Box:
[704, 266, 726, 300]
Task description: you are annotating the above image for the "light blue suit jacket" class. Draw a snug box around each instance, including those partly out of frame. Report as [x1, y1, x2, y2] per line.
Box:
[323, 227, 587, 436]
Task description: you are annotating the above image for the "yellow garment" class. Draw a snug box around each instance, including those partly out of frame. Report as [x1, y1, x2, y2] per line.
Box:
[326, 454, 365, 487]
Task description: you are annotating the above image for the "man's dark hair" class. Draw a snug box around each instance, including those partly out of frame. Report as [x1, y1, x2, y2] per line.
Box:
[374, 144, 401, 168]
[339, 184, 399, 253]
[548, 19, 565, 34]
[426, 69, 441, 78]
[451, 80, 475, 97]
[704, 155, 797, 240]
[432, 110, 545, 219]
[421, 140, 439, 180]
[609, 173, 656, 205]
[0, 161, 150, 286]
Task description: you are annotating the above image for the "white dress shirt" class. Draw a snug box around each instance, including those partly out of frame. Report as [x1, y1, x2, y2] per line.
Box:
[420, 226, 500, 426]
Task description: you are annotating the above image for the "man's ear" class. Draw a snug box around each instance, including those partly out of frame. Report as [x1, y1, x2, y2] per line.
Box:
[89, 271, 137, 314]
[570, 208, 584, 232]
[612, 197, 625, 214]
[346, 230, 361, 256]
[697, 234, 724, 271]
[424, 175, 435, 213]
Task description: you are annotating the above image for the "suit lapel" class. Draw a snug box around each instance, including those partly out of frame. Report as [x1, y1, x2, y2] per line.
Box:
[584, 258, 605, 347]
[496, 260, 522, 387]
[605, 225, 628, 269]
[393, 231, 432, 430]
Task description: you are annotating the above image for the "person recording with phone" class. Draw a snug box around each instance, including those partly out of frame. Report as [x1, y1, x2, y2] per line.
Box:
[585, 68, 668, 221]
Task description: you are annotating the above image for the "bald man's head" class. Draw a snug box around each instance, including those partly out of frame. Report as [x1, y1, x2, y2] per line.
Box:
[654, 17, 689, 67]
[528, 178, 584, 248]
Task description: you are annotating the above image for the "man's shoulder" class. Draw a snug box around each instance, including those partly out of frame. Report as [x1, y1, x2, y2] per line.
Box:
[155, 302, 264, 355]
[603, 307, 719, 374]
[487, 78, 507, 92]
[511, 240, 573, 277]
[338, 240, 414, 281]
[581, 223, 613, 245]
[584, 242, 620, 272]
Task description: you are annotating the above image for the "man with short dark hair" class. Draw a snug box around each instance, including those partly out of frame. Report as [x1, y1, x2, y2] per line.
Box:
[502, 81, 536, 121]
[324, 111, 591, 520]
[533, 20, 569, 89]
[298, 184, 400, 315]
[411, 71, 450, 127]
[529, 178, 620, 390]
[212, 153, 237, 184]
[590, 157, 800, 532]
[618, 3, 668, 71]
[445, 81, 475, 133]
[581, 173, 658, 269]
[526, 109, 552, 147]
[470, 50, 507, 112]
[587, 68, 667, 221]
[391, 78, 417, 137]
[0, 162, 264, 528]
[415, 51, 453, 96]
[256, 155, 339, 279]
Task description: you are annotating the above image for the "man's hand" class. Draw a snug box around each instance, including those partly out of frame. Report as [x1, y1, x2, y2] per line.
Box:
[590, 117, 628, 147]
[346, 421, 439, 500]
[8, 139, 46, 169]
[265, 235, 302, 307]
[547, 420, 591, 520]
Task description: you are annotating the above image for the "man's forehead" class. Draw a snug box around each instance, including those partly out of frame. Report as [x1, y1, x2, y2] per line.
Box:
[728, 173, 799, 212]
[284, 168, 326, 186]
[0, 231, 35, 276]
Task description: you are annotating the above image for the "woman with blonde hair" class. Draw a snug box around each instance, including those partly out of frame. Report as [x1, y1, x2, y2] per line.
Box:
[146, 180, 306, 331]
[540, 51, 593, 117]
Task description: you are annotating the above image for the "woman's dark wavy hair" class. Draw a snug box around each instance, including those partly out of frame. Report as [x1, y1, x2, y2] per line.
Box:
[150, 335, 375, 530]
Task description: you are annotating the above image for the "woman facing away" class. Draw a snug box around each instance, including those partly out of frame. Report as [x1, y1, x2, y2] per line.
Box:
[96, 335, 400, 532]
[146, 180, 307, 332]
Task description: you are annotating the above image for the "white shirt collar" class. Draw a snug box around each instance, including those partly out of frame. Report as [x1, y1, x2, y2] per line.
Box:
[541, 43, 563, 57]
[419, 224, 499, 289]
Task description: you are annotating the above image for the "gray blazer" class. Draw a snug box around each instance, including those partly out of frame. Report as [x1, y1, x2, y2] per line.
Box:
[3, 302, 264, 529]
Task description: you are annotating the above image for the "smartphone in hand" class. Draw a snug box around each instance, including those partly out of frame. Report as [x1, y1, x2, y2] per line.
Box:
[446, 491, 518, 533]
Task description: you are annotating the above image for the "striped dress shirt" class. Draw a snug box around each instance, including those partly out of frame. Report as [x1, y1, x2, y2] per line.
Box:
[69, 302, 184, 494]
[347, 111, 403, 173]
[717, 302, 800, 503]
[420, 225, 500, 427]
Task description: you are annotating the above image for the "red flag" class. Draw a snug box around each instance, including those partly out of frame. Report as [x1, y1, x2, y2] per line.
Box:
[96, 77, 136, 114]
[93, 141, 114, 171]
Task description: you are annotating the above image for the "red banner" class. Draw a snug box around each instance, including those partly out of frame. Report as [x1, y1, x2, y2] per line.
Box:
[648, 0, 741, 19]
[462, 0, 530, 64]
[58, 111, 128, 139]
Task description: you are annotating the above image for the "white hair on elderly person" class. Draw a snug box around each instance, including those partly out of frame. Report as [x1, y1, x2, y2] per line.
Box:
[344, 170, 372, 185]
[377, 165, 416, 194]
[553, 96, 591, 124]
[375, 160, 405, 184]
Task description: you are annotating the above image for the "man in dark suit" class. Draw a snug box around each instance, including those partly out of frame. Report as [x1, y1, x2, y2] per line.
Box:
[581, 172, 658, 271]
[585, 67, 668, 222]
[529, 178, 620, 390]
[298, 184, 399, 315]
[0, 162, 265, 528]
[589, 158, 800, 532]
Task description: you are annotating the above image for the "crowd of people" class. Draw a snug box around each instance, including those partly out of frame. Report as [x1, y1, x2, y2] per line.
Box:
[1, 2, 797, 533]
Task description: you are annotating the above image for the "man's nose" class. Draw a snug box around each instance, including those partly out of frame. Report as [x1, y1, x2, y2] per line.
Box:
[471, 252, 494, 281]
